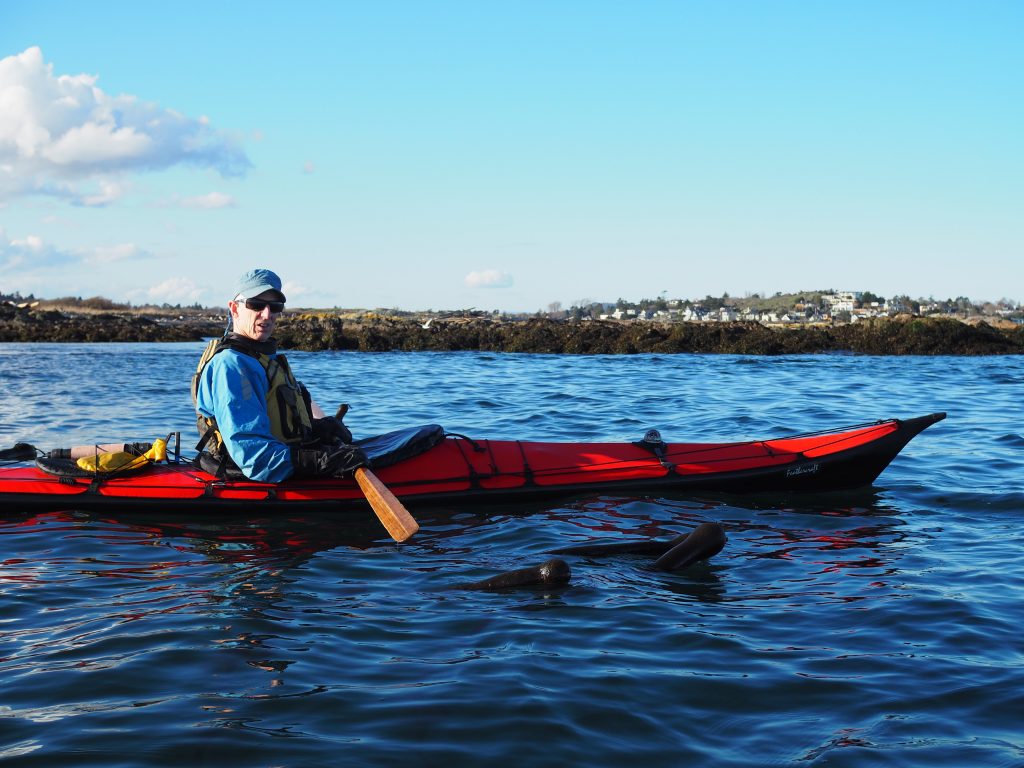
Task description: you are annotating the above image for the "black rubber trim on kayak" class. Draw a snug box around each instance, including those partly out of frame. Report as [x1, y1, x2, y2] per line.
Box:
[35, 455, 152, 479]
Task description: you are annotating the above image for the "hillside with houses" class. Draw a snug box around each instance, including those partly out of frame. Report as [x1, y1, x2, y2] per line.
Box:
[592, 291, 1022, 327]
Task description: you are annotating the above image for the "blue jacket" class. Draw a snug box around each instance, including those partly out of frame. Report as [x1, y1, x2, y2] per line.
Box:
[195, 349, 295, 482]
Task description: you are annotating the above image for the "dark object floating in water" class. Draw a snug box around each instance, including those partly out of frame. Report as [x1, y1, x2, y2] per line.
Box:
[652, 523, 727, 572]
[549, 523, 727, 572]
[548, 533, 692, 557]
[451, 558, 572, 590]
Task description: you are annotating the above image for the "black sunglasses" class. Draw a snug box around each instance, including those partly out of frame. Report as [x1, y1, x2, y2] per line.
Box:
[243, 298, 285, 313]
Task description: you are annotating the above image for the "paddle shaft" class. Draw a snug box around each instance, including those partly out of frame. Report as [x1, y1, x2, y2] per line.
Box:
[353, 466, 419, 542]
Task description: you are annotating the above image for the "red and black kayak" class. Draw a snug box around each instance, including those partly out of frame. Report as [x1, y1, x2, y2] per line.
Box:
[0, 413, 945, 514]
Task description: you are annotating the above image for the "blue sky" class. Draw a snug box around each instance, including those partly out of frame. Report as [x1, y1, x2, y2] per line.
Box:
[1, 1, 1021, 311]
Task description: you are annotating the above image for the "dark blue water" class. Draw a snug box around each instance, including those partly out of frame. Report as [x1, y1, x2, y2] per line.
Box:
[1, 344, 1022, 767]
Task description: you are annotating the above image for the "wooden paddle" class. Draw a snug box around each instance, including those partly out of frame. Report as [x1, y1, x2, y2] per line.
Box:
[312, 401, 418, 542]
[353, 466, 419, 542]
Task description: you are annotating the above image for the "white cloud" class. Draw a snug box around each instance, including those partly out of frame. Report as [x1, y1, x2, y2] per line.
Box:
[141, 276, 205, 304]
[0, 227, 149, 273]
[84, 243, 150, 265]
[180, 191, 236, 209]
[14, 234, 44, 252]
[0, 47, 249, 205]
[464, 269, 514, 289]
[43, 121, 152, 166]
[280, 280, 310, 302]
[0, 228, 74, 271]
[78, 179, 128, 207]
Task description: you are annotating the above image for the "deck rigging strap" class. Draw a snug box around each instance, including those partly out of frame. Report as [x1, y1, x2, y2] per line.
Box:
[450, 435, 485, 489]
[633, 429, 677, 473]
[515, 440, 536, 485]
[444, 432, 486, 453]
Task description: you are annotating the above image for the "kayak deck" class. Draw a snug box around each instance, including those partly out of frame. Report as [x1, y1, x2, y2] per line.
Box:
[0, 413, 946, 513]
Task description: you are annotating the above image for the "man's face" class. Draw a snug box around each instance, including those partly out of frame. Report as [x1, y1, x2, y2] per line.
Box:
[229, 290, 284, 342]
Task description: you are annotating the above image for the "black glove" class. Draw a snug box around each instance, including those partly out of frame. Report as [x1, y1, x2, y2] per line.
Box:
[292, 443, 368, 478]
[311, 403, 353, 445]
[312, 417, 353, 445]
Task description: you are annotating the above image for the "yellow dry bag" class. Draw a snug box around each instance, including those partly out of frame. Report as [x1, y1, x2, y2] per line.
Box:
[76, 439, 167, 475]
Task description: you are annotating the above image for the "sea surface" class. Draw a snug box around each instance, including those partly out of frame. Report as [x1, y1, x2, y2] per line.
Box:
[1, 343, 1022, 768]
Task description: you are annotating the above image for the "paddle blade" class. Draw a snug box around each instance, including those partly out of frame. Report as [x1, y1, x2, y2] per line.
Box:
[353, 467, 419, 542]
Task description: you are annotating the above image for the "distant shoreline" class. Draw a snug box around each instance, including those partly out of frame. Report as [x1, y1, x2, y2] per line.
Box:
[3, 304, 1022, 355]
[275, 314, 1024, 356]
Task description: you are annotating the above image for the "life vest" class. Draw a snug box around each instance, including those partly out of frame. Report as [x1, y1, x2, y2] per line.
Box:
[192, 334, 315, 458]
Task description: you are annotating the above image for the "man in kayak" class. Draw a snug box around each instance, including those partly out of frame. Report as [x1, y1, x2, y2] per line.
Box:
[192, 268, 366, 482]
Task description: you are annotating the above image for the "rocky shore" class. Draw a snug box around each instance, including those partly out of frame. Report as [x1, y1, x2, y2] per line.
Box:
[0, 303, 222, 342]
[3, 302, 1022, 355]
[275, 314, 1023, 355]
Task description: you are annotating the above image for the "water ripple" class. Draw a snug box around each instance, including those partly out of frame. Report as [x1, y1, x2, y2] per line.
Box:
[2, 346, 1023, 766]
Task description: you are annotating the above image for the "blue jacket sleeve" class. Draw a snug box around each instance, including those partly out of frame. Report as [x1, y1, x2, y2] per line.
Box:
[195, 350, 295, 482]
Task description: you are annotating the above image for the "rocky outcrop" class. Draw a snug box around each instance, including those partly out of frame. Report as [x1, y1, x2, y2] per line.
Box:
[829, 317, 1021, 355]
[3, 303, 1021, 354]
[274, 314, 1024, 356]
[0, 304, 222, 342]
